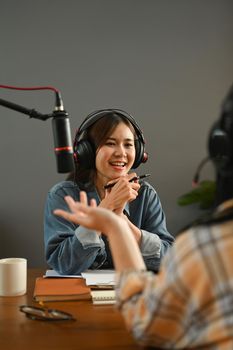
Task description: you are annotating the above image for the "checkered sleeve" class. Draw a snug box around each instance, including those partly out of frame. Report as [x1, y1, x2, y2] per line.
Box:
[116, 223, 233, 348]
[115, 240, 191, 347]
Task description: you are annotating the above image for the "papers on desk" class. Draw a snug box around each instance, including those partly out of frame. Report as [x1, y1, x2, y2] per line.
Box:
[44, 269, 82, 278]
[44, 269, 115, 287]
[81, 270, 115, 287]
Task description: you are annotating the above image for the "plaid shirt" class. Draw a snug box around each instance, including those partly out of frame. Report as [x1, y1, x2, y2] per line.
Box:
[116, 200, 233, 349]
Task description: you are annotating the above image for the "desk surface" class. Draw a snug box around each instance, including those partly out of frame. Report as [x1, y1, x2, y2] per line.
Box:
[0, 269, 145, 350]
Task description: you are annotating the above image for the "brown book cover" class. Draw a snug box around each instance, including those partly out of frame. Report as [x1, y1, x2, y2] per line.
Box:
[33, 277, 91, 302]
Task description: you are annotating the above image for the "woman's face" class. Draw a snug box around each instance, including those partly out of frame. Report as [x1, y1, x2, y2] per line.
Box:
[95, 122, 136, 185]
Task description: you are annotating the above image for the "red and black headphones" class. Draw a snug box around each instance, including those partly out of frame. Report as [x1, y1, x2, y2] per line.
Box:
[73, 108, 148, 169]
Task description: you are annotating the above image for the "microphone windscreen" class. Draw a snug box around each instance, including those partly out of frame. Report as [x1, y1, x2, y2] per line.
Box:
[52, 114, 74, 173]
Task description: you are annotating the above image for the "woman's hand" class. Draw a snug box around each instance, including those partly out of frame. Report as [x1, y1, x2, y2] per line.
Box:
[100, 173, 140, 213]
[54, 192, 119, 235]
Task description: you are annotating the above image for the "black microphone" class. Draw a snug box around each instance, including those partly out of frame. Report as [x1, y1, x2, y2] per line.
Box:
[192, 156, 210, 187]
[52, 92, 74, 173]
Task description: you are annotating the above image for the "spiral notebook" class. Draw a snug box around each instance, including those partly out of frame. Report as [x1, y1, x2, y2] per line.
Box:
[91, 290, 116, 305]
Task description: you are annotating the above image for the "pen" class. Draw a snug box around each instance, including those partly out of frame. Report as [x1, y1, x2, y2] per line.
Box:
[104, 174, 151, 189]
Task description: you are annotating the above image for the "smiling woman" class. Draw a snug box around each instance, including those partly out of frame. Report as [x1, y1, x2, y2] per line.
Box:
[44, 109, 174, 275]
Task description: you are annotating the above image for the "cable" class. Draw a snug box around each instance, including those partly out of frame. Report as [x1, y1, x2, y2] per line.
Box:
[0, 84, 64, 111]
[0, 84, 59, 93]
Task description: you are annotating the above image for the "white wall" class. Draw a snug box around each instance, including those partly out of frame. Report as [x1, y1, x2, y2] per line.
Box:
[0, 0, 232, 266]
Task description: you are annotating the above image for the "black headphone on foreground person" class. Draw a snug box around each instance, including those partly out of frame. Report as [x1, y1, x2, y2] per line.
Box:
[208, 83, 233, 174]
[73, 109, 148, 169]
[193, 84, 233, 186]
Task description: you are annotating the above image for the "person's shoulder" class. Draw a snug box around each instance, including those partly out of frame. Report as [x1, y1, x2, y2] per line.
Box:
[48, 180, 78, 197]
[139, 180, 158, 198]
[139, 180, 155, 191]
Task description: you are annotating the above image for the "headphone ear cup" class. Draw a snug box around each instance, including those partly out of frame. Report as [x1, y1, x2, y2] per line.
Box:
[208, 122, 232, 169]
[132, 139, 145, 168]
[74, 139, 95, 169]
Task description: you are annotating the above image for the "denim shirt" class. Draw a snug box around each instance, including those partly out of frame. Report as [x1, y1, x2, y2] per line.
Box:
[44, 180, 174, 275]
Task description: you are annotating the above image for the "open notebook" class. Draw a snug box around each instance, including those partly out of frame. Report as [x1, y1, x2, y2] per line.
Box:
[91, 289, 116, 305]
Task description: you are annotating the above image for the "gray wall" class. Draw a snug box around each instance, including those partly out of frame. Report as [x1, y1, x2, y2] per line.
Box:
[0, 0, 232, 267]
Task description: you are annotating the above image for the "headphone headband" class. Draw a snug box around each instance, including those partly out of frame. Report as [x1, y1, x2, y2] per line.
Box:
[76, 108, 145, 144]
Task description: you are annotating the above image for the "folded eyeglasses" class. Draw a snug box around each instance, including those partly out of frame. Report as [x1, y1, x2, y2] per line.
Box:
[19, 304, 76, 321]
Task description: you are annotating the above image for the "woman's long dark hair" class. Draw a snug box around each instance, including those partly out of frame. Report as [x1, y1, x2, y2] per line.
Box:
[68, 113, 136, 190]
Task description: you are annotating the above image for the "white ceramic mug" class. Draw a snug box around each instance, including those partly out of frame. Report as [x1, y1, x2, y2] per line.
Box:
[0, 258, 27, 296]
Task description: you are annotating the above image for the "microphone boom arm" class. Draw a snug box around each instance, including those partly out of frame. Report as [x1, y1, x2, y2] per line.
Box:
[0, 97, 53, 121]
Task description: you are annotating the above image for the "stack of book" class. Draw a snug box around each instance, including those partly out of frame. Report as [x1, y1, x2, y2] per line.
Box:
[33, 270, 116, 305]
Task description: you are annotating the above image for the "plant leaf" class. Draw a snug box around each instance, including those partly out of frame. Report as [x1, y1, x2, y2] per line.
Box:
[177, 180, 216, 209]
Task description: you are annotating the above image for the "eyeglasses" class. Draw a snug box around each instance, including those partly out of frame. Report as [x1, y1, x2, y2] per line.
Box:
[19, 304, 76, 321]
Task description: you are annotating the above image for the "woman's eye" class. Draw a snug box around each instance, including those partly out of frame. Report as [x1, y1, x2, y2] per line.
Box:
[105, 141, 115, 146]
[125, 143, 134, 148]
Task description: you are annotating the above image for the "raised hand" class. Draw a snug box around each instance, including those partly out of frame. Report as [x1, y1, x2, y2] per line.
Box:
[54, 192, 118, 234]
